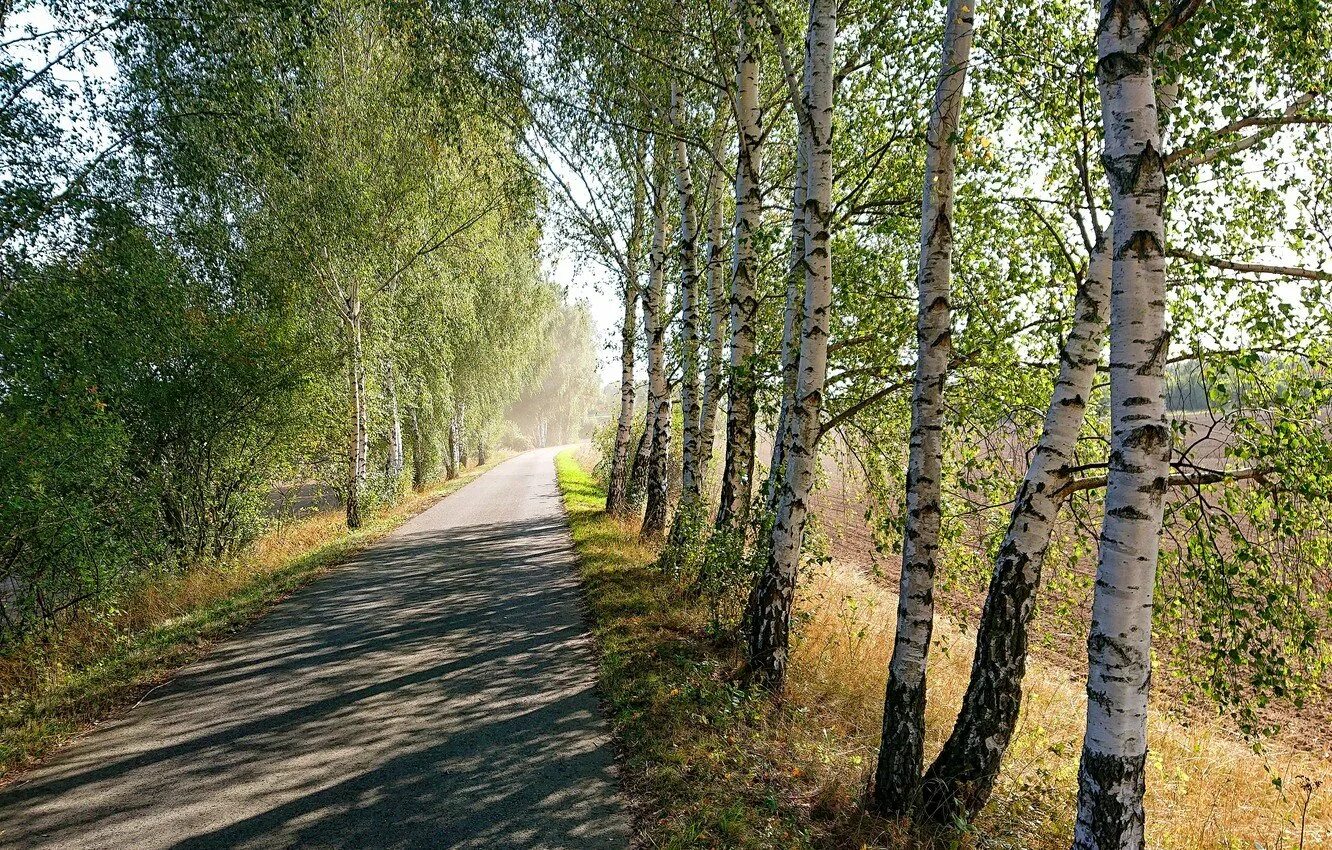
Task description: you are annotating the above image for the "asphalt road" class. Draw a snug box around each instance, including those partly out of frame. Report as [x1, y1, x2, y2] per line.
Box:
[0, 447, 629, 849]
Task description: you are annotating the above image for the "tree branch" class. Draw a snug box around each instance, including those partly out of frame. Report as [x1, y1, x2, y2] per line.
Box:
[752, 0, 811, 137]
[1149, 0, 1208, 51]
[1165, 91, 1327, 173]
[1169, 247, 1332, 281]
[819, 379, 912, 437]
[1054, 464, 1269, 500]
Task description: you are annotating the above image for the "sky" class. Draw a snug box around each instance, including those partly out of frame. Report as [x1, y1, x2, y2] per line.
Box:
[536, 137, 632, 387]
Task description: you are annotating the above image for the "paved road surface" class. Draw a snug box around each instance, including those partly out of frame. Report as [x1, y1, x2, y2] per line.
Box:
[0, 448, 629, 849]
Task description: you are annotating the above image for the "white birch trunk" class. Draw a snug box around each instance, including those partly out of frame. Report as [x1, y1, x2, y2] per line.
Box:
[671, 83, 703, 512]
[607, 175, 647, 516]
[1074, 2, 1171, 847]
[746, 0, 837, 689]
[386, 362, 404, 483]
[642, 166, 673, 540]
[345, 307, 368, 529]
[717, 1, 764, 528]
[873, 0, 975, 814]
[764, 129, 809, 513]
[445, 406, 459, 480]
[921, 241, 1110, 821]
[410, 399, 427, 491]
[698, 183, 726, 482]
[455, 403, 465, 471]
[629, 399, 655, 504]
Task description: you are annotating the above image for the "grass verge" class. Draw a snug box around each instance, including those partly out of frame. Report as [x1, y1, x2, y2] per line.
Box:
[0, 455, 509, 783]
[556, 449, 1330, 850]
[557, 448, 878, 849]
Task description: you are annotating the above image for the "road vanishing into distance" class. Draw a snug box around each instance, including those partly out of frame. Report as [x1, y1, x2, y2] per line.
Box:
[0, 448, 629, 849]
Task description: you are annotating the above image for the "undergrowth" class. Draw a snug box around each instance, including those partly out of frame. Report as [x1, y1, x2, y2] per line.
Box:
[556, 449, 1331, 850]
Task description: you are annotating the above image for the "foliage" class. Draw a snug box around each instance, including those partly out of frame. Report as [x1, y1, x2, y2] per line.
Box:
[0, 209, 312, 632]
[558, 449, 1332, 850]
[0, 0, 593, 641]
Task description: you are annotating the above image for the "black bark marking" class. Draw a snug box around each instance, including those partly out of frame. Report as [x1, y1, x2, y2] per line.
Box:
[1121, 423, 1168, 452]
[1121, 229, 1163, 262]
[1073, 749, 1148, 850]
[1108, 504, 1151, 520]
[1095, 50, 1146, 84]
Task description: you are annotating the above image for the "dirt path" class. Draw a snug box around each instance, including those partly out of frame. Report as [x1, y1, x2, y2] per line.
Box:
[0, 447, 629, 849]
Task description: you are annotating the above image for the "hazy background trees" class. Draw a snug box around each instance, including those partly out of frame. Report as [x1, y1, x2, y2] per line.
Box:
[0, 0, 600, 636]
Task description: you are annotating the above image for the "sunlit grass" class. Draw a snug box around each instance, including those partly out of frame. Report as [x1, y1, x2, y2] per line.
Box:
[0, 455, 509, 781]
[557, 449, 1331, 849]
[791, 561, 1332, 849]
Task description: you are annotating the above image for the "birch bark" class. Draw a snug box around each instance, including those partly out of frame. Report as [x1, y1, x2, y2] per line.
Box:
[610, 205, 644, 519]
[345, 306, 368, 530]
[745, 0, 836, 689]
[629, 399, 654, 505]
[410, 401, 426, 491]
[920, 241, 1110, 822]
[386, 362, 404, 482]
[607, 174, 648, 517]
[671, 83, 703, 513]
[641, 166, 673, 540]
[698, 183, 726, 481]
[764, 129, 808, 513]
[717, 2, 764, 528]
[1073, 1, 1171, 846]
[607, 305, 642, 495]
[872, 0, 975, 814]
[445, 407, 458, 480]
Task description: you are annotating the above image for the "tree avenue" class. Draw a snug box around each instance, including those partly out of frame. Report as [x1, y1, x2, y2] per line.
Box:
[3, 0, 1331, 846]
[529, 0, 1330, 845]
[1, 0, 594, 632]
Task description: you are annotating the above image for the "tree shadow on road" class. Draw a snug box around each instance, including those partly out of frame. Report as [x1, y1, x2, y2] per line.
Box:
[0, 508, 627, 850]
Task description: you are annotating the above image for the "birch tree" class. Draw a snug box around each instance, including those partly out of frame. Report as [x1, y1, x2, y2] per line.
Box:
[919, 241, 1110, 822]
[698, 174, 728, 480]
[259, 4, 531, 527]
[871, 0, 975, 813]
[522, 114, 651, 517]
[1072, 0, 1173, 844]
[908, 0, 1332, 824]
[642, 157, 674, 540]
[715, 0, 765, 528]
[0, 0, 567, 637]
[745, 0, 837, 689]
[764, 128, 808, 513]
[607, 164, 649, 516]
[671, 82, 705, 518]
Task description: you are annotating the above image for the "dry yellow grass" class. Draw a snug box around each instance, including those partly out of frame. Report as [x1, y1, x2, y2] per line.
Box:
[787, 560, 1332, 849]
[559, 449, 1332, 848]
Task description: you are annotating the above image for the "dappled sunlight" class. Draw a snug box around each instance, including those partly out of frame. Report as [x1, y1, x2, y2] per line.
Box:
[787, 562, 1332, 849]
[0, 452, 627, 849]
[0, 461, 508, 778]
